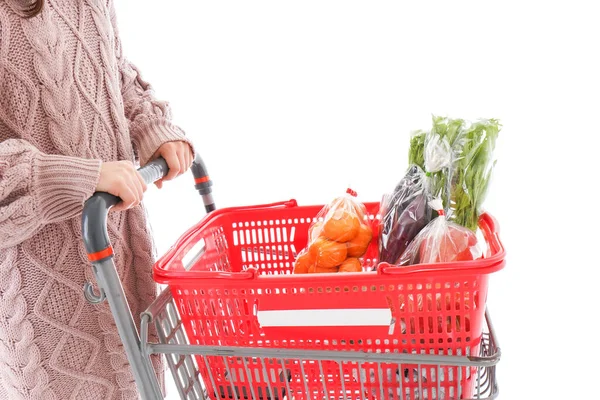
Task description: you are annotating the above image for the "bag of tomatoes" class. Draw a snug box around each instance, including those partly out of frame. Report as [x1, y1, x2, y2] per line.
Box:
[293, 189, 373, 274]
[397, 199, 482, 266]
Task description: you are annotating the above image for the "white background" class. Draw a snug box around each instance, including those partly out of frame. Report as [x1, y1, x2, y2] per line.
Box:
[114, 1, 599, 399]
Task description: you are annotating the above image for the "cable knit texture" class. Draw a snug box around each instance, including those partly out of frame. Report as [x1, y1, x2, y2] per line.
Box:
[0, 1, 192, 398]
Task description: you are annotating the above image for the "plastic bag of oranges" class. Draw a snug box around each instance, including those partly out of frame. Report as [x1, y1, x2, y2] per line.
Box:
[293, 189, 373, 274]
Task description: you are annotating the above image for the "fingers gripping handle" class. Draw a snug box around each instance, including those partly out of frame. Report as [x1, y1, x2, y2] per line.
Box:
[82, 157, 170, 262]
[82, 155, 215, 262]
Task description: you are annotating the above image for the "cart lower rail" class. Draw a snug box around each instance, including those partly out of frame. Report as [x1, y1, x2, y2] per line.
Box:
[142, 288, 500, 400]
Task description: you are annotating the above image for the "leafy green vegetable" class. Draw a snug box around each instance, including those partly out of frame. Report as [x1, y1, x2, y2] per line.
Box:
[450, 119, 500, 231]
[431, 116, 464, 149]
[428, 116, 465, 211]
[405, 116, 500, 231]
[408, 128, 450, 212]
[408, 130, 427, 170]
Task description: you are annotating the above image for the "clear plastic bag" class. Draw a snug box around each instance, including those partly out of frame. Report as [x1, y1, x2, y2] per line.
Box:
[378, 165, 432, 265]
[398, 199, 482, 266]
[423, 130, 454, 213]
[293, 189, 372, 274]
[379, 131, 455, 265]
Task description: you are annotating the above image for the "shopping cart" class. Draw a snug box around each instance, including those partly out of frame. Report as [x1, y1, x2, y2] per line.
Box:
[81, 157, 504, 400]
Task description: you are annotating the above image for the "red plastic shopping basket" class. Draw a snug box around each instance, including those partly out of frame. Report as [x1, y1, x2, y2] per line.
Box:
[153, 199, 505, 399]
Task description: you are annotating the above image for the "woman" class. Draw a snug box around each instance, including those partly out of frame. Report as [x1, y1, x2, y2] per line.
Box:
[0, 0, 194, 398]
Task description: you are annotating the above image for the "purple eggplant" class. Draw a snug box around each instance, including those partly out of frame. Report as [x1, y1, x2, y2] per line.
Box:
[378, 166, 432, 265]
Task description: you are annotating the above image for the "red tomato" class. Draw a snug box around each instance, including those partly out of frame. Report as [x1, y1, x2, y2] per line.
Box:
[419, 224, 478, 263]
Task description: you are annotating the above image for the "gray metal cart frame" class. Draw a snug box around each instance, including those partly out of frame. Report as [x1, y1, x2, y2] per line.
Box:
[80, 157, 501, 400]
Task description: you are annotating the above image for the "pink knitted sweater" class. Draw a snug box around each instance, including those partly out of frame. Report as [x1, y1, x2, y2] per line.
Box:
[0, 1, 193, 398]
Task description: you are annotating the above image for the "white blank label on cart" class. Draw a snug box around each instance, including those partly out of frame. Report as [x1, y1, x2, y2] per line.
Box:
[257, 308, 392, 327]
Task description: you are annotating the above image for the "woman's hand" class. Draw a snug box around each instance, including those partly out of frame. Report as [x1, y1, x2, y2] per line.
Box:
[96, 161, 147, 212]
[150, 141, 193, 189]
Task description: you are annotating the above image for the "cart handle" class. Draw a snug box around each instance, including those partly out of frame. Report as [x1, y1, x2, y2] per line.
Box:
[81, 154, 213, 261]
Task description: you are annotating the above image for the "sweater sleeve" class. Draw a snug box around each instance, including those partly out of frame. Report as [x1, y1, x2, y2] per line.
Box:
[0, 139, 101, 249]
[108, 1, 194, 167]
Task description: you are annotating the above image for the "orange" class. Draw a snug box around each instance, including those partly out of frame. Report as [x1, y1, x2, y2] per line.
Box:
[339, 257, 362, 273]
[308, 265, 340, 274]
[308, 220, 324, 243]
[309, 237, 347, 269]
[293, 251, 314, 274]
[322, 209, 360, 243]
[346, 223, 373, 257]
